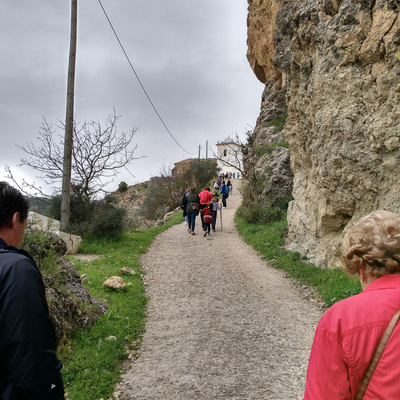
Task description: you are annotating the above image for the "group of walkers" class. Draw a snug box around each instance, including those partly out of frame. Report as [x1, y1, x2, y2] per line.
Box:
[181, 180, 232, 236]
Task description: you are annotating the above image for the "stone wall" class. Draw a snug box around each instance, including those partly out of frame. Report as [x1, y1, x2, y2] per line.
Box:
[28, 211, 82, 255]
[247, 0, 400, 267]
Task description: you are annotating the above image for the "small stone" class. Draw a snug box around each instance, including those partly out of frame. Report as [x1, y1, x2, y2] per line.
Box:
[103, 276, 126, 290]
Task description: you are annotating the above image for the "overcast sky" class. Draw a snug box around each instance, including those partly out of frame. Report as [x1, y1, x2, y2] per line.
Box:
[0, 0, 263, 194]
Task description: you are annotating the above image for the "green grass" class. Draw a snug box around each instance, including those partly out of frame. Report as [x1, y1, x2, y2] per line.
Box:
[61, 212, 184, 400]
[234, 214, 361, 307]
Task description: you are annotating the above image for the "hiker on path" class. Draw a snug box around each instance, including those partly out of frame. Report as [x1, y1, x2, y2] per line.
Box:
[220, 181, 229, 208]
[303, 210, 400, 400]
[180, 187, 189, 226]
[227, 180, 233, 194]
[198, 187, 213, 231]
[182, 187, 200, 235]
[200, 203, 214, 237]
[0, 182, 64, 399]
[210, 195, 221, 232]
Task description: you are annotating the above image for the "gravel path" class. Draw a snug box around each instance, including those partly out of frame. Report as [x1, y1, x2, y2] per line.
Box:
[117, 182, 323, 400]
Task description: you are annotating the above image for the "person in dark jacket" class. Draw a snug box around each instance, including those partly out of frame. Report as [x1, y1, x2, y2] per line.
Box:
[182, 187, 200, 235]
[0, 182, 64, 399]
[220, 181, 229, 208]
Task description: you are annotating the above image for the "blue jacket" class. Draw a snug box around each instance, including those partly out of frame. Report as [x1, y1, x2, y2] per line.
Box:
[221, 184, 228, 196]
[0, 238, 64, 399]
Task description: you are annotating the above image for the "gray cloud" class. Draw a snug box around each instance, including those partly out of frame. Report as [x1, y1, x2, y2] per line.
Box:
[0, 0, 263, 192]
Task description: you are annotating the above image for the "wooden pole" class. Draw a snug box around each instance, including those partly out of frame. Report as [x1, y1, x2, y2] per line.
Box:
[220, 204, 223, 231]
[61, 0, 77, 232]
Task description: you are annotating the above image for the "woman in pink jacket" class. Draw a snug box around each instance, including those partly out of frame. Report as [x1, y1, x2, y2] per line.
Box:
[198, 187, 213, 231]
[303, 210, 400, 399]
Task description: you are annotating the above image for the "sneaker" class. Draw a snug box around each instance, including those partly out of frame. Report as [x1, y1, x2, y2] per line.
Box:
[203, 231, 207, 237]
[191, 232, 195, 235]
[188, 229, 191, 234]
[208, 232, 210, 235]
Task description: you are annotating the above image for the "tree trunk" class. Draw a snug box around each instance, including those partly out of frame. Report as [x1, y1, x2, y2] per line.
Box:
[61, 0, 77, 232]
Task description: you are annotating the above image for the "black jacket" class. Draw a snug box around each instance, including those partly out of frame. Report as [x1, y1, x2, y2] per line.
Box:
[183, 193, 200, 214]
[0, 238, 64, 399]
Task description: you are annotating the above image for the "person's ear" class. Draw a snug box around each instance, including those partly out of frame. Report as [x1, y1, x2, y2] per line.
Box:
[11, 212, 20, 229]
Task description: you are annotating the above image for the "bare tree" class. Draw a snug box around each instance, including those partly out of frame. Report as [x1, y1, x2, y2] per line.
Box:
[17, 110, 140, 199]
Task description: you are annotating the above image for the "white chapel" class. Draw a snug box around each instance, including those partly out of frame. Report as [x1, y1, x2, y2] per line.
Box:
[216, 137, 242, 178]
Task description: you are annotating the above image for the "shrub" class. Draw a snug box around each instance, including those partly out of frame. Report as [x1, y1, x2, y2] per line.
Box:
[85, 203, 127, 240]
[21, 229, 62, 281]
[237, 196, 291, 224]
[266, 114, 287, 132]
[118, 181, 129, 192]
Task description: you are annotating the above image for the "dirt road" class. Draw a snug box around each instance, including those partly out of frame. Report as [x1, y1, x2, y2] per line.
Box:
[116, 181, 323, 399]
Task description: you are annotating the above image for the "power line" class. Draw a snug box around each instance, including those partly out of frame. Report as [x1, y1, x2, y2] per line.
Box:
[97, 0, 197, 155]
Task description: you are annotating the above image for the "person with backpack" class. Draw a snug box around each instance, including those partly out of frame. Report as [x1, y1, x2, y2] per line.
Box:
[198, 186, 213, 231]
[220, 181, 229, 208]
[0, 182, 64, 399]
[200, 203, 214, 237]
[182, 187, 200, 235]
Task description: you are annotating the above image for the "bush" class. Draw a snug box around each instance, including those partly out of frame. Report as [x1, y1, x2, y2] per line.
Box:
[48, 194, 126, 240]
[266, 113, 287, 132]
[21, 229, 62, 280]
[139, 175, 186, 220]
[85, 203, 127, 240]
[118, 181, 129, 192]
[237, 196, 291, 224]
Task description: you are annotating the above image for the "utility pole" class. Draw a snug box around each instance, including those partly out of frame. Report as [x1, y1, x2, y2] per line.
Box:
[206, 140, 208, 159]
[61, 0, 77, 231]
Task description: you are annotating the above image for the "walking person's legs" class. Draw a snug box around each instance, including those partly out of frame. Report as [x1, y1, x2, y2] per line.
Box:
[190, 213, 196, 234]
[203, 222, 210, 237]
[212, 211, 217, 231]
[187, 212, 193, 232]
[200, 205, 205, 230]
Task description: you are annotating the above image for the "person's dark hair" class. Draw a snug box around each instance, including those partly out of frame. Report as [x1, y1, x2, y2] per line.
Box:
[0, 182, 30, 228]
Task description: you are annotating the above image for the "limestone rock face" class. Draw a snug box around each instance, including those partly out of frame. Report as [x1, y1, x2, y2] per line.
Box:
[247, 0, 400, 267]
[247, 0, 282, 84]
[243, 77, 293, 205]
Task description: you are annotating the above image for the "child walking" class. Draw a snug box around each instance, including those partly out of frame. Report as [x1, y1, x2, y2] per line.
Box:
[210, 195, 221, 232]
[201, 203, 214, 237]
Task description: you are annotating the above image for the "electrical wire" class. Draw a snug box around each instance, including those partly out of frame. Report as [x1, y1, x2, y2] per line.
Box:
[97, 0, 197, 155]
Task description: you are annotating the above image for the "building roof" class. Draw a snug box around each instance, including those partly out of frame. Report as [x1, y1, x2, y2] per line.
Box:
[216, 137, 240, 146]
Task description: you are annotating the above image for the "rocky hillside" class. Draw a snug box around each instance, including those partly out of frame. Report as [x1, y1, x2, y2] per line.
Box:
[247, 0, 400, 267]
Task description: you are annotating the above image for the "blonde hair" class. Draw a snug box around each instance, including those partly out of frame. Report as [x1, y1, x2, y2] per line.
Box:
[341, 210, 400, 278]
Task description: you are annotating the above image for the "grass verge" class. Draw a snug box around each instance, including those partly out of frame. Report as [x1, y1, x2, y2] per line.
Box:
[234, 213, 361, 307]
[61, 212, 184, 400]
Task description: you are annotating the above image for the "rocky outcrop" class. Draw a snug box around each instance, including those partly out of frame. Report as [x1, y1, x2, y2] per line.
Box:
[243, 78, 293, 205]
[45, 258, 107, 345]
[247, 0, 400, 267]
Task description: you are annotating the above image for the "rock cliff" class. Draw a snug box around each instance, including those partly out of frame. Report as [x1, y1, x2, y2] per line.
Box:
[247, 0, 400, 267]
